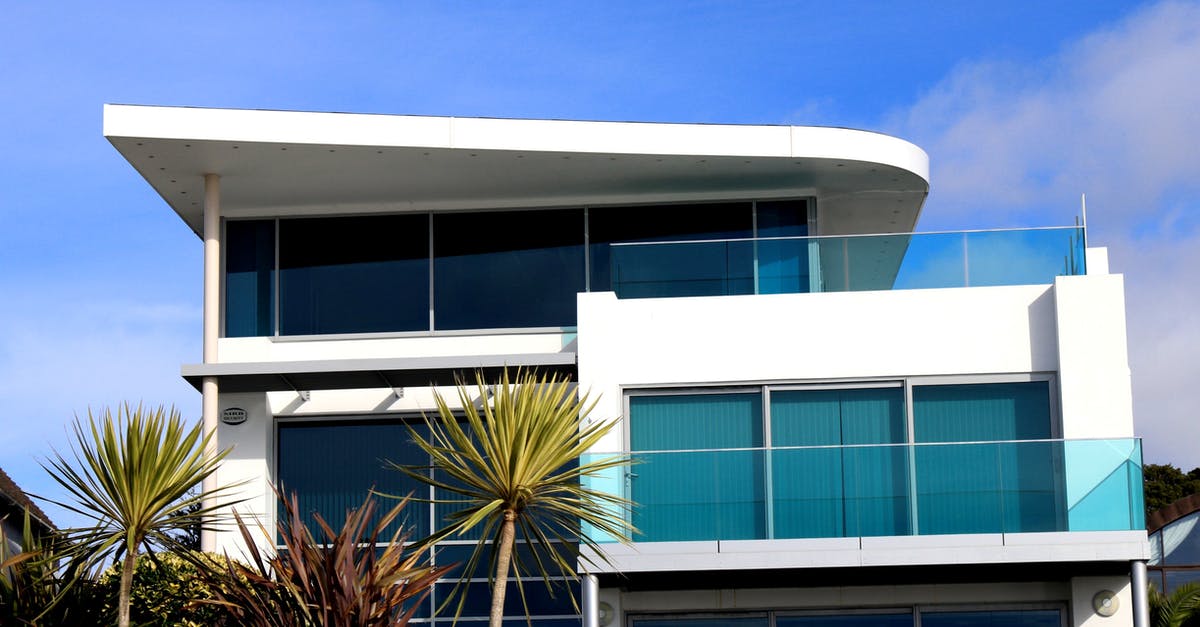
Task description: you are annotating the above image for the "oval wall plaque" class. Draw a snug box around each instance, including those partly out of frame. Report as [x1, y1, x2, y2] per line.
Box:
[221, 407, 248, 425]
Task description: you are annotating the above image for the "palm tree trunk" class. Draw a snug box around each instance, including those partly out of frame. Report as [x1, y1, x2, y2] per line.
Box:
[118, 546, 138, 627]
[490, 509, 517, 627]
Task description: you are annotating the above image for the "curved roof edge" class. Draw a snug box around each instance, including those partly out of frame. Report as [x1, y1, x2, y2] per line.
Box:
[103, 104, 930, 184]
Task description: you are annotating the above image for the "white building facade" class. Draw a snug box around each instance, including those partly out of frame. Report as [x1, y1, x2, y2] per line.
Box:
[107, 104, 1148, 627]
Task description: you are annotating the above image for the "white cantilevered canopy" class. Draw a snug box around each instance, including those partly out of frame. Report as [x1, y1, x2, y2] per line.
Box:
[103, 104, 930, 237]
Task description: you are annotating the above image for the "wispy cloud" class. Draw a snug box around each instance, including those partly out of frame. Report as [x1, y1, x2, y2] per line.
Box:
[888, 1, 1200, 466]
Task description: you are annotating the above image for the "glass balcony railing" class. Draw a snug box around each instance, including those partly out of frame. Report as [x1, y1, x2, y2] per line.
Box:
[609, 226, 1087, 299]
[582, 438, 1142, 543]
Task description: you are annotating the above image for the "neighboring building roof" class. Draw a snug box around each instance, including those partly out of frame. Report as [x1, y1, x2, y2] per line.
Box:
[0, 467, 55, 534]
[102, 104, 931, 238]
[1149, 492, 1200, 533]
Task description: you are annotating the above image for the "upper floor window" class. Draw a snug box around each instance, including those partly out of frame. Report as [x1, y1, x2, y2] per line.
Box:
[222, 199, 811, 337]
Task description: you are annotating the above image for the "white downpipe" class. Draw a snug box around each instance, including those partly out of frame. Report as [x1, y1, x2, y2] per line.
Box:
[200, 174, 220, 553]
[582, 573, 599, 627]
[1132, 560, 1150, 627]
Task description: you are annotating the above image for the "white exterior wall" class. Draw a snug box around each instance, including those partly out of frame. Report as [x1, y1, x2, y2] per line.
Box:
[217, 331, 576, 363]
[577, 275, 1133, 453]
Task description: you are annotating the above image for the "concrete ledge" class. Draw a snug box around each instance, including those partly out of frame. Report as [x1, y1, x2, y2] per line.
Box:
[582, 531, 1150, 574]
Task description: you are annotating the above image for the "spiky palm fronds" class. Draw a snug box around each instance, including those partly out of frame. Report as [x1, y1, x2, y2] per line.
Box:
[1151, 582, 1200, 627]
[392, 369, 633, 627]
[39, 404, 242, 627]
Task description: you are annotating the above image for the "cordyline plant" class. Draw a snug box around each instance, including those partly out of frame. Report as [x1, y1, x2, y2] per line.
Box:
[38, 404, 242, 627]
[391, 369, 633, 627]
[203, 491, 449, 627]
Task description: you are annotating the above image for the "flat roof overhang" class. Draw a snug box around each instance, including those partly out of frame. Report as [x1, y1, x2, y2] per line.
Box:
[181, 352, 577, 393]
[103, 105, 930, 236]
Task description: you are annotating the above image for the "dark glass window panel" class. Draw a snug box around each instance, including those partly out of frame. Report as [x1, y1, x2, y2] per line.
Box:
[756, 200, 811, 294]
[777, 613, 911, 627]
[589, 202, 752, 293]
[434, 580, 579, 618]
[435, 542, 578, 580]
[433, 209, 584, 330]
[920, 609, 1061, 627]
[632, 618, 768, 627]
[279, 214, 429, 335]
[225, 220, 275, 337]
[1166, 569, 1200, 593]
[756, 200, 809, 237]
[277, 420, 431, 539]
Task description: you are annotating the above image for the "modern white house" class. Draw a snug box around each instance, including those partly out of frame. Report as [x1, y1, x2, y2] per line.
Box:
[105, 104, 1149, 627]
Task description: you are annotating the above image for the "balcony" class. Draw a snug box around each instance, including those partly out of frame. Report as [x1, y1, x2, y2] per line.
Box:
[583, 438, 1143, 543]
[610, 226, 1087, 299]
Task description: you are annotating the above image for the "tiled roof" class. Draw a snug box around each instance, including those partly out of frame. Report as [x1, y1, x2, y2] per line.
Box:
[1148, 493, 1200, 533]
[0, 466, 55, 532]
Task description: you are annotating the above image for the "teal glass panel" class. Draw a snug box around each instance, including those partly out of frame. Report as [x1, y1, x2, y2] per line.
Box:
[965, 227, 1086, 287]
[777, 614, 911, 627]
[629, 393, 764, 541]
[921, 609, 1062, 627]
[916, 442, 1003, 534]
[276, 420, 430, 539]
[913, 382, 1051, 443]
[844, 444, 912, 537]
[771, 388, 907, 538]
[913, 384, 1059, 535]
[630, 393, 762, 451]
[225, 219, 275, 337]
[756, 200, 810, 294]
[631, 449, 766, 541]
[611, 240, 754, 298]
[771, 446, 845, 538]
[889, 232, 965, 290]
[1066, 439, 1144, 531]
[818, 234, 914, 292]
[589, 202, 752, 293]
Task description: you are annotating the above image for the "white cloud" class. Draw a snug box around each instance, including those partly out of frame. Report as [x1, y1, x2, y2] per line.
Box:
[888, 1, 1200, 466]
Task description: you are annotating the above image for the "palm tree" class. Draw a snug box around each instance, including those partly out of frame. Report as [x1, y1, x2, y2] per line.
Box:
[39, 404, 241, 627]
[393, 369, 633, 627]
[1151, 582, 1200, 627]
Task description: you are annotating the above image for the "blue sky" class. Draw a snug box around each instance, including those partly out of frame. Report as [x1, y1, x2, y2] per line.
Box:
[2, 1, 1197, 527]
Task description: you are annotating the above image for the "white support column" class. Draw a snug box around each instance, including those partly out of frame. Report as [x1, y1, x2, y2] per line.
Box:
[200, 173, 221, 553]
[1132, 560, 1150, 627]
[582, 573, 600, 627]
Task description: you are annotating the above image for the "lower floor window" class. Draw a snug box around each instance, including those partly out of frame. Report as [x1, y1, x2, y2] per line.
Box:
[632, 608, 1063, 627]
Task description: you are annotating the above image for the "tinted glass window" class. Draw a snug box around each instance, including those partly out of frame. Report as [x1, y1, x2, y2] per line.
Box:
[225, 220, 275, 337]
[589, 202, 752, 292]
[279, 214, 429, 335]
[921, 610, 1061, 627]
[276, 420, 430, 538]
[777, 614, 911, 627]
[434, 209, 584, 330]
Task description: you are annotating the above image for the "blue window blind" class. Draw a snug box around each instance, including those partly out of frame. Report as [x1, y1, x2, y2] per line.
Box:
[770, 388, 908, 538]
[276, 420, 430, 539]
[913, 381, 1062, 534]
[629, 393, 764, 541]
